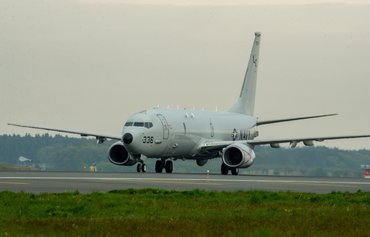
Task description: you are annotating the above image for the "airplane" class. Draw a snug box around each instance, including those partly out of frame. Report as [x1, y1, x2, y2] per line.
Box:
[8, 32, 370, 175]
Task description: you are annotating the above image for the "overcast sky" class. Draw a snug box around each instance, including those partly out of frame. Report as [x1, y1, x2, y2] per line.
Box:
[1, 0, 370, 149]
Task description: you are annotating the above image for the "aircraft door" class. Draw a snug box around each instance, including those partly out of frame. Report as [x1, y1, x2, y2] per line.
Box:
[157, 114, 169, 140]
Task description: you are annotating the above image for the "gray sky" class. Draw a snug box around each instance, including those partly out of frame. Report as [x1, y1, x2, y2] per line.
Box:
[1, 0, 370, 149]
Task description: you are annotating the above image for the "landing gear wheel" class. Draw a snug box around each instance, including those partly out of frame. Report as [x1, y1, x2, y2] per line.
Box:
[165, 160, 173, 173]
[231, 168, 239, 176]
[137, 163, 142, 173]
[221, 163, 229, 175]
[141, 164, 147, 173]
[155, 160, 163, 173]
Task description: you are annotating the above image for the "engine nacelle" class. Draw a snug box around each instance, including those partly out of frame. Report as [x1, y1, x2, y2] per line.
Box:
[222, 143, 255, 168]
[108, 141, 137, 166]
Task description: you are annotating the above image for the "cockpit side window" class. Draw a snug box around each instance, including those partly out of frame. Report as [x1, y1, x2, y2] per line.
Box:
[128, 122, 153, 128]
[127, 121, 153, 129]
[134, 122, 145, 127]
[124, 122, 133, 126]
[145, 122, 153, 128]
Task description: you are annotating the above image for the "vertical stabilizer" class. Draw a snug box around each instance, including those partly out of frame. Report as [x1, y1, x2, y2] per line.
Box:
[229, 32, 261, 115]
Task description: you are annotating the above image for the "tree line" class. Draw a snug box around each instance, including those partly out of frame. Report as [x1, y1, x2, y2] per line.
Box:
[0, 134, 369, 177]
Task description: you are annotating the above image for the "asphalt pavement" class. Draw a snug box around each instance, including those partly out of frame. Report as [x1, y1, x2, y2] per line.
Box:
[1, 171, 369, 193]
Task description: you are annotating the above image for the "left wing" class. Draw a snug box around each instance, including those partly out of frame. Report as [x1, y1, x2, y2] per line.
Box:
[8, 123, 121, 144]
[256, 113, 337, 126]
[248, 135, 370, 148]
[199, 135, 370, 153]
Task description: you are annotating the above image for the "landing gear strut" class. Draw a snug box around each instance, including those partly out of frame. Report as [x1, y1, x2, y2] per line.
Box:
[136, 162, 147, 173]
[221, 163, 239, 175]
[155, 159, 173, 173]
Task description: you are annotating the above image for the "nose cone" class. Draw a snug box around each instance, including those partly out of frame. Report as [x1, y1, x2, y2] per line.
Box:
[123, 133, 133, 145]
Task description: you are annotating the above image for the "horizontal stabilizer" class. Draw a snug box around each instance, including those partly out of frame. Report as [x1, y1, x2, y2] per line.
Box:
[256, 114, 337, 126]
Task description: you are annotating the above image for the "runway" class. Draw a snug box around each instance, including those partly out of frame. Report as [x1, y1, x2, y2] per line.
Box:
[0, 171, 369, 193]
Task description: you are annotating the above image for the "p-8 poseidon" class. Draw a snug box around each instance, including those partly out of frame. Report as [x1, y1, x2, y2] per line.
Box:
[9, 32, 370, 175]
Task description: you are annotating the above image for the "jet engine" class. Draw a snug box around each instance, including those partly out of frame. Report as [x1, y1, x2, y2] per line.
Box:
[108, 141, 137, 166]
[222, 143, 255, 168]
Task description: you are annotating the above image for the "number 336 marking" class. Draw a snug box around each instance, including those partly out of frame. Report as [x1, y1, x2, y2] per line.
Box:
[142, 136, 154, 143]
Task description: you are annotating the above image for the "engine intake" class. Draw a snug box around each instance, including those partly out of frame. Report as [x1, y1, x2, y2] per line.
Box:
[222, 143, 255, 168]
[108, 141, 137, 166]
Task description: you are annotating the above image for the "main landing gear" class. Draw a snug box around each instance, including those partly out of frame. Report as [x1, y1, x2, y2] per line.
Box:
[155, 159, 173, 173]
[136, 162, 147, 173]
[136, 160, 173, 173]
[221, 163, 239, 175]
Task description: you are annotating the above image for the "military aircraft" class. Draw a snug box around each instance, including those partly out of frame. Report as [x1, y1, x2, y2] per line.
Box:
[9, 32, 370, 175]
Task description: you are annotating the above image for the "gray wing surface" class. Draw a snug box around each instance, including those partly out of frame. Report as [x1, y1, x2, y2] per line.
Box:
[8, 123, 121, 143]
[199, 135, 370, 153]
[256, 113, 337, 126]
[248, 135, 370, 147]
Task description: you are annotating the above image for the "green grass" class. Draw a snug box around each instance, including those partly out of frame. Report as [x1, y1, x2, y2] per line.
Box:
[0, 189, 369, 236]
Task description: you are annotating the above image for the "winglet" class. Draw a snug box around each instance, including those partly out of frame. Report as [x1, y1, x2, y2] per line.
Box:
[229, 32, 261, 115]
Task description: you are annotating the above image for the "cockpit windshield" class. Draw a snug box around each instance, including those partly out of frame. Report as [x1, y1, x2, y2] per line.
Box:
[124, 121, 153, 129]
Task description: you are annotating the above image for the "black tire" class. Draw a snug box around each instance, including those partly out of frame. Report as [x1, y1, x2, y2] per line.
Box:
[137, 163, 142, 173]
[231, 168, 239, 176]
[165, 160, 173, 173]
[155, 160, 163, 173]
[141, 164, 147, 173]
[221, 163, 229, 175]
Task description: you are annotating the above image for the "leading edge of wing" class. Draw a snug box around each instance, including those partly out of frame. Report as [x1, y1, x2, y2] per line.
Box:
[256, 113, 337, 126]
[7, 123, 121, 142]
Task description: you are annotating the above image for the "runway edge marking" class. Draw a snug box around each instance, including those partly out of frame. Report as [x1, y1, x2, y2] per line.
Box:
[0, 176, 369, 186]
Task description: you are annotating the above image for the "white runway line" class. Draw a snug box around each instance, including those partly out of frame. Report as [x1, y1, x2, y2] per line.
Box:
[0, 176, 369, 186]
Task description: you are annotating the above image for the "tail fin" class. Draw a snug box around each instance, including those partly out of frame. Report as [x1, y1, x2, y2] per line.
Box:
[228, 32, 261, 115]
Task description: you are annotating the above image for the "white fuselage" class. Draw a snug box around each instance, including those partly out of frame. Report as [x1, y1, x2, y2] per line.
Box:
[122, 108, 258, 159]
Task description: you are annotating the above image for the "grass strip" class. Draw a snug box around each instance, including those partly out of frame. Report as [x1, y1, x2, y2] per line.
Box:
[0, 189, 369, 236]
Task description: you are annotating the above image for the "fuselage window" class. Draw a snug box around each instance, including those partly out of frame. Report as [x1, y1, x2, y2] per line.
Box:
[125, 122, 133, 126]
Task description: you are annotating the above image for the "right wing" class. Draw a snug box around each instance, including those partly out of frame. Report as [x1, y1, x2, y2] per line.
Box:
[8, 123, 121, 144]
